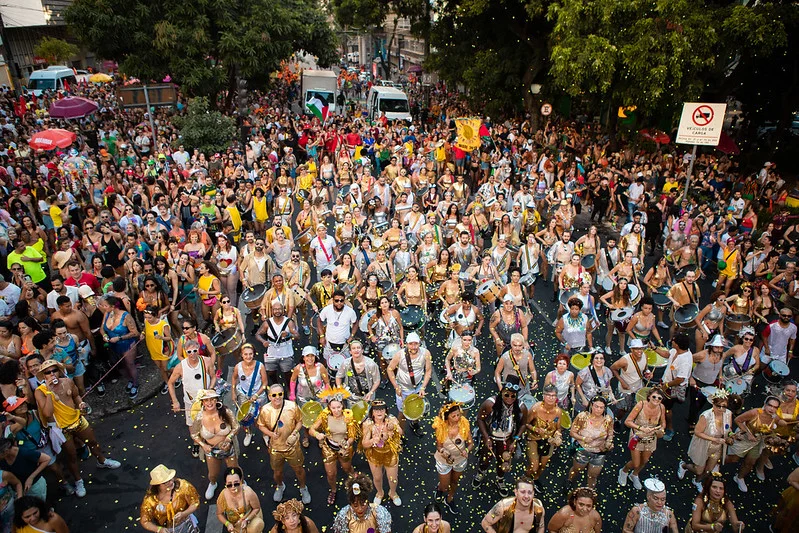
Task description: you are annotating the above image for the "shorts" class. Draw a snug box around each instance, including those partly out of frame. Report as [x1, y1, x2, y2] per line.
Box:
[527, 438, 554, 463]
[396, 385, 423, 413]
[264, 356, 294, 373]
[435, 457, 468, 475]
[574, 448, 607, 467]
[78, 339, 90, 365]
[62, 415, 90, 437]
[68, 361, 86, 379]
[268, 442, 305, 470]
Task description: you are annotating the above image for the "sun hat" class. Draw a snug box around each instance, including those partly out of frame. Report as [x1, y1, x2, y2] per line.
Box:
[149, 464, 176, 485]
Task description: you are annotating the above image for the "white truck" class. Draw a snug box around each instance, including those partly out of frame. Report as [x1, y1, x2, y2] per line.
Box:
[366, 86, 412, 122]
[301, 70, 337, 116]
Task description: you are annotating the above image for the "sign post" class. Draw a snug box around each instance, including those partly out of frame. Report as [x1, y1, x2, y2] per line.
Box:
[540, 103, 552, 116]
[675, 102, 727, 201]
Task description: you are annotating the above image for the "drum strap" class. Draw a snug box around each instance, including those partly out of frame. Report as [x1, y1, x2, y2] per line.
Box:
[630, 354, 645, 382]
[302, 364, 319, 400]
[317, 236, 332, 263]
[245, 361, 261, 398]
[682, 281, 696, 304]
[589, 366, 603, 389]
[404, 350, 418, 386]
[732, 347, 753, 374]
[604, 248, 616, 269]
[266, 318, 290, 344]
[509, 351, 527, 388]
[361, 248, 372, 268]
[525, 245, 532, 271]
[349, 359, 366, 396]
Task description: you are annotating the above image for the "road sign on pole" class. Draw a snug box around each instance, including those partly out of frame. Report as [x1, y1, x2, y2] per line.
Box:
[675, 102, 726, 146]
[540, 103, 552, 116]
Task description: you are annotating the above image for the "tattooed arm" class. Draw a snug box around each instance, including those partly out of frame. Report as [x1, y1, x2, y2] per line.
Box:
[622, 505, 640, 533]
[481, 499, 508, 533]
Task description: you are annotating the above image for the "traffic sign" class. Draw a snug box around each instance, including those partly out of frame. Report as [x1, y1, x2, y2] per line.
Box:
[540, 103, 552, 116]
[676, 102, 726, 146]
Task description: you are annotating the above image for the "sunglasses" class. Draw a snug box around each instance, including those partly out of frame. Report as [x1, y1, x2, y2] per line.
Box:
[145, 284, 156, 288]
[185, 349, 199, 354]
[183, 325, 195, 330]
[270, 392, 284, 398]
[225, 482, 241, 488]
[743, 337, 754, 342]
[650, 396, 663, 401]
[502, 392, 517, 398]
[221, 299, 230, 304]
[43, 368, 59, 375]
[333, 299, 344, 303]
[781, 315, 793, 319]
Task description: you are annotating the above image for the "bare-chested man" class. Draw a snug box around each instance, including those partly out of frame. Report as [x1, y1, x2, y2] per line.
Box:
[51, 294, 96, 366]
[481, 476, 545, 533]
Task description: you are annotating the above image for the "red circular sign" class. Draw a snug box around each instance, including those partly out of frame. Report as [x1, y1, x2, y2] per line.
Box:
[692, 105, 714, 126]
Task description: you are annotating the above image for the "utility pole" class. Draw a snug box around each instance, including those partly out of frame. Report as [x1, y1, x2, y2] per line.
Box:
[0, 11, 20, 92]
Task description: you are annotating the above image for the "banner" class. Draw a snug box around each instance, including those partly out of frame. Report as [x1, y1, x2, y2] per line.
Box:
[455, 118, 482, 151]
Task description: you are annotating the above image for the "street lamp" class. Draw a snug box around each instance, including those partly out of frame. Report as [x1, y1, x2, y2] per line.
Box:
[530, 83, 542, 95]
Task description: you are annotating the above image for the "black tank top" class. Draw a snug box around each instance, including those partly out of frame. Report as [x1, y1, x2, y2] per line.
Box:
[102, 235, 124, 267]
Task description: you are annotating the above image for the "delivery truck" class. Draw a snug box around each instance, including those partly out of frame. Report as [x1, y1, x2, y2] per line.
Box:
[301, 70, 337, 116]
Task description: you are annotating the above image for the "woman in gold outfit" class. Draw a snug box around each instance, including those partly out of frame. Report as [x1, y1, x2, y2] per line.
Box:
[360, 400, 403, 506]
[332, 473, 393, 533]
[310, 388, 359, 505]
[139, 464, 200, 533]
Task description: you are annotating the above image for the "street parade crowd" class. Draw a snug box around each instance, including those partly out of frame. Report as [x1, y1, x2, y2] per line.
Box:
[0, 70, 797, 533]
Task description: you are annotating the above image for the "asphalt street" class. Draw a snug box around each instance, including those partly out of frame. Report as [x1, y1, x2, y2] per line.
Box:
[57, 212, 798, 532]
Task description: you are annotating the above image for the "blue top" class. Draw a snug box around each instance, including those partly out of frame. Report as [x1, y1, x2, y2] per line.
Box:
[104, 311, 136, 352]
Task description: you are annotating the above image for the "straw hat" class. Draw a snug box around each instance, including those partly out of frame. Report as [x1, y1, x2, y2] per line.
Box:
[36, 360, 65, 381]
[195, 389, 220, 401]
[149, 464, 176, 485]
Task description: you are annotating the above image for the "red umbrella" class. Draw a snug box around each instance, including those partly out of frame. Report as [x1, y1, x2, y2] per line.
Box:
[48, 97, 99, 119]
[29, 129, 77, 150]
[639, 128, 670, 144]
[716, 131, 740, 155]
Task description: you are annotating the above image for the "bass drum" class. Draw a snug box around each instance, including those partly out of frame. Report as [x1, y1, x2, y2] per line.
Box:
[400, 305, 427, 332]
[448, 383, 476, 409]
[212, 328, 243, 356]
[359, 308, 377, 333]
[241, 284, 266, 310]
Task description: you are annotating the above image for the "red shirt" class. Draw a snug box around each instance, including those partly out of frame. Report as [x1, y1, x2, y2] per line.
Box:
[346, 133, 362, 147]
[64, 272, 100, 294]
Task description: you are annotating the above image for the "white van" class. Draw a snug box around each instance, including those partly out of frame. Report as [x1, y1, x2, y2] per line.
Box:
[26, 66, 78, 96]
[367, 86, 411, 122]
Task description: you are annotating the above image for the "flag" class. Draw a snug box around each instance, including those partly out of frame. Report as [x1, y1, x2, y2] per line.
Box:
[455, 118, 482, 151]
[306, 95, 329, 122]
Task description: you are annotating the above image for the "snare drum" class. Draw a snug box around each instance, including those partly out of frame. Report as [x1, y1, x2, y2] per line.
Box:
[241, 284, 266, 310]
[629, 284, 641, 305]
[400, 305, 426, 332]
[236, 399, 258, 427]
[402, 393, 429, 421]
[359, 309, 377, 333]
[476, 280, 501, 305]
[328, 352, 345, 371]
[381, 342, 401, 361]
[448, 383, 476, 409]
[559, 288, 580, 308]
[674, 303, 699, 330]
[570, 352, 592, 370]
[581, 254, 596, 275]
[764, 360, 790, 384]
[611, 307, 634, 331]
[212, 328, 243, 356]
[379, 279, 395, 298]
[519, 272, 537, 287]
[652, 292, 672, 312]
[726, 377, 748, 396]
[296, 229, 313, 248]
[700, 386, 720, 401]
[601, 277, 615, 292]
[518, 393, 536, 412]
[439, 309, 453, 327]
[726, 313, 751, 333]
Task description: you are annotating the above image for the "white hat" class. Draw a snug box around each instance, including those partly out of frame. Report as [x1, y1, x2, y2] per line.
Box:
[502, 293, 515, 303]
[526, 201, 536, 208]
[406, 332, 421, 344]
[629, 338, 645, 349]
[302, 346, 318, 357]
[707, 334, 726, 348]
[78, 285, 95, 298]
[643, 478, 666, 493]
[764, 161, 773, 167]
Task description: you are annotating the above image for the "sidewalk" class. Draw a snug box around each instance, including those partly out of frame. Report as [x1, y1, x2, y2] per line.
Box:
[85, 349, 164, 422]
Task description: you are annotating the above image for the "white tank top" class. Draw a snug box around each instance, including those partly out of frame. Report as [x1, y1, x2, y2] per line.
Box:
[182, 357, 210, 402]
[235, 361, 263, 397]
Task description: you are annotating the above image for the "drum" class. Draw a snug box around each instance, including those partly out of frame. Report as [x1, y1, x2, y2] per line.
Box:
[727, 313, 751, 333]
[241, 284, 267, 310]
[581, 254, 596, 274]
[448, 383, 476, 409]
[519, 272, 537, 287]
[601, 277, 614, 292]
[652, 292, 671, 312]
[296, 189, 309, 204]
[190, 399, 203, 422]
[400, 305, 426, 331]
[726, 377, 747, 396]
[371, 236, 386, 250]
[764, 360, 790, 384]
[675, 303, 699, 329]
[212, 328, 243, 356]
[328, 352, 345, 371]
[635, 387, 652, 403]
[439, 309, 453, 327]
[381, 342, 401, 361]
[611, 307, 635, 323]
[629, 284, 641, 305]
[379, 279, 394, 297]
[674, 266, 693, 281]
[425, 281, 442, 299]
[476, 280, 501, 305]
[296, 229, 313, 247]
[402, 393, 429, 421]
[559, 288, 580, 308]
[339, 242, 356, 257]
[645, 348, 668, 368]
[570, 352, 592, 370]
[560, 410, 572, 429]
[338, 184, 352, 199]
[236, 399, 258, 427]
[359, 309, 377, 333]
[351, 400, 369, 423]
[519, 393, 536, 411]
[301, 400, 323, 428]
[700, 386, 720, 401]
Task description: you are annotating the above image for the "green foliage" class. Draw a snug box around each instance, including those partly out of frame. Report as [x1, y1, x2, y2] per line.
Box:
[330, 0, 426, 30]
[66, 0, 337, 98]
[33, 37, 79, 65]
[172, 97, 237, 154]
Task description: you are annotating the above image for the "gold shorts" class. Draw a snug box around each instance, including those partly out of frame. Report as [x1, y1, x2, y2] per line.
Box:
[269, 443, 304, 470]
[321, 440, 353, 464]
[62, 415, 90, 437]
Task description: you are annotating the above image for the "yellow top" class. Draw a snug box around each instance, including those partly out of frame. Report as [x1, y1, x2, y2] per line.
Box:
[37, 384, 80, 429]
[226, 205, 242, 241]
[198, 274, 218, 296]
[140, 479, 200, 527]
[253, 196, 268, 221]
[298, 172, 314, 192]
[50, 204, 63, 228]
[145, 318, 171, 362]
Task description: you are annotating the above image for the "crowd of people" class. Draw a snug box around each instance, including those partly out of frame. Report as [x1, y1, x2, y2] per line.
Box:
[0, 63, 797, 533]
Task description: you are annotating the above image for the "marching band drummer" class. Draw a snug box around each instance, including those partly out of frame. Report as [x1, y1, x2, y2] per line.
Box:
[517, 232, 542, 301]
[309, 387, 358, 505]
[354, 236, 376, 275]
[547, 229, 575, 303]
[282, 249, 313, 335]
[599, 277, 633, 356]
[610, 339, 651, 423]
[444, 329, 481, 388]
[335, 340, 381, 405]
[524, 385, 566, 485]
[625, 297, 663, 347]
[555, 297, 596, 354]
[498, 268, 534, 325]
[255, 300, 299, 390]
[694, 291, 728, 352]
[494, 333, 537, 395]
[387, 332, 432, 437]
[230, 343, 268, 448]
[607, 249, 639, 287]
[449, 230, 479, 273]
[642, 255, 673, 329]
[490, 234, 513, 284]
[595, 236, 620, 295]
[169, 338, 216, 458]
[261, 273, 296, 321]
[489, 294, 529, 358]
[686, 335, 727, 430]
[436, 265, 465, 309]
[722, 326, 761, 397]
[442, 293, 484, 349]
[666, 268, 701, 338]
[289, 346, 331, 448]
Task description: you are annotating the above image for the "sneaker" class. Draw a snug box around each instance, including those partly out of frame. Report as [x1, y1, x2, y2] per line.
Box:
[300, 485, 311, 504]
[129, 386, 139, 399]
[618, 468, 628, 486]
[692, 478, 703, 492]
[677, 461, 686, 480]
[96, 383, 106, 397]
[630, 474, 642, 490]
[175, 377, 182, 388]
[273, 482, 286, 502]
[97, 458, 121, 469]
[61, 482, 75, 496]
[445, 499, 460, 515]
[764, 458, 773, 470]
[497, 479, 510, 497]
[205, 482, 217, 500]
[756, 468, 765, 481]
[663, 429, 675, 442]
[243, 432, 253, 447]
[472, 471, 485, 488]
[191, 444, 200, 458]
[604, 346, 612, 355]
[75, 479, 86, 498]
[373, 495, 383, 505]
[657, 321, 668, 329]
[733, 475, 748, 492]
[160, 383, 169, 395]
[126, 381, 133, 391]
[390, 494, 402, 506]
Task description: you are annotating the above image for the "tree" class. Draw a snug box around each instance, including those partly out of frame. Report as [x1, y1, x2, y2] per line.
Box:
[428, 0, 554, 118]
[172, 97, 237, 154]
[65, 0, 338, 101]
[33, 37, 79, 65]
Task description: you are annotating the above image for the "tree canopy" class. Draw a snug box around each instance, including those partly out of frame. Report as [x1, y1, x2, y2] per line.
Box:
[66, 0, 338, 98]
[172, 97, 237, 154]
[33, 37, 79, 65]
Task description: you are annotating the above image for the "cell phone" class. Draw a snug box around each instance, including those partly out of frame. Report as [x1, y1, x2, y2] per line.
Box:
[23, 275, 32, 283]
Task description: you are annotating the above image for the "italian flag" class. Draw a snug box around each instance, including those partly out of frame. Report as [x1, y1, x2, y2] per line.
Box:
[306, 96, 329, 122]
